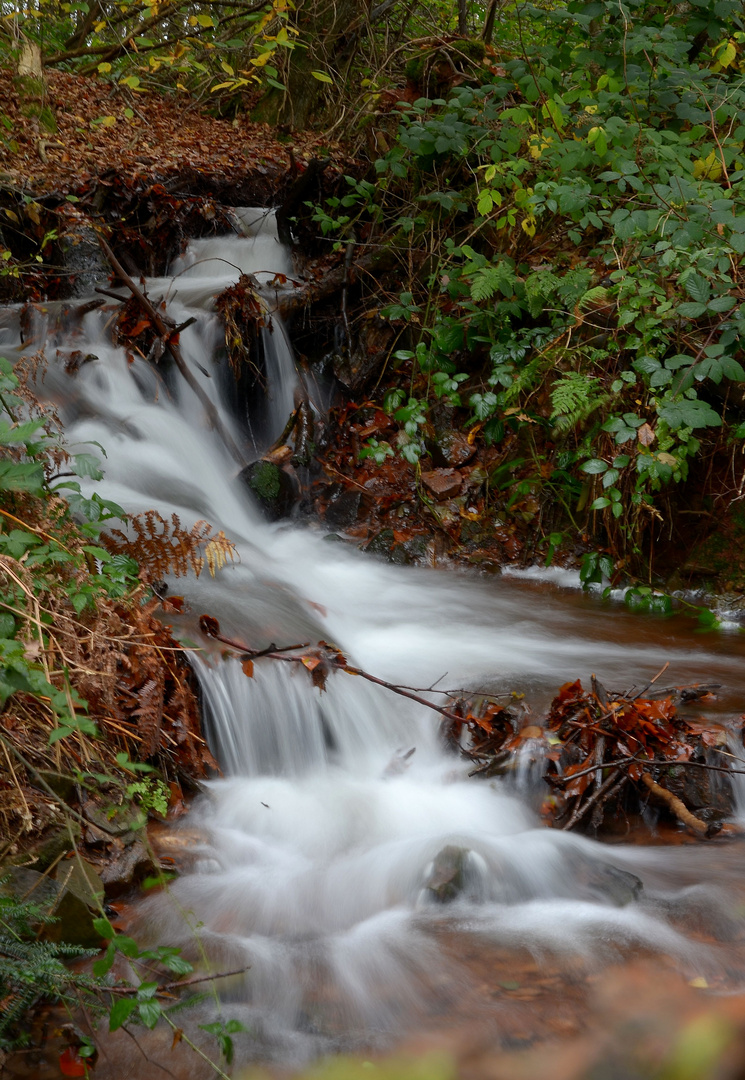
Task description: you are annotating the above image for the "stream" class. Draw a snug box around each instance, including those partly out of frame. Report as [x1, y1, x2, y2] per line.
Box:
[5, 211, 745, 1075]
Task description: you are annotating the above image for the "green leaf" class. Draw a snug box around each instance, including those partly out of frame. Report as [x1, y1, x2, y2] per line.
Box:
[311, 70, 333, 83]
[93, 917, 116, 940]
[657, 397, 722, 429]
[109, 998, 138, 1032]
[590, 496, 611, 510]
[0, 461, 44, 494]
[581, 459, 608, 474]
[138, 1000, 161, 1028]
[684, 274, 711, 304]
[676, 302, 708, 318]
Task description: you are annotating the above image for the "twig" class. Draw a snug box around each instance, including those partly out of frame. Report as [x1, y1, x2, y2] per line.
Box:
[562, 768, 623, 831]
[641, 772, 709, 836]
[106, 967, 249, 995]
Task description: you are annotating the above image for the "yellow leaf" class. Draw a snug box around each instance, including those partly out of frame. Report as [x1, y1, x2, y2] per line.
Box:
[251, 52, 271, 66]
[713, 39, 737, 69]
[3, 208, 18, 222]
[657, 452, 677, 467]
[521, 213, 537, 237]
[693, 150, 722, 181]
[311, 70, 333, 83]
[211, 81, 235, 91]
[97, 62, 112, 73]
[689, 976, 709, 989]
[221, 60, 234, 75]
[195, 13, 214, 26]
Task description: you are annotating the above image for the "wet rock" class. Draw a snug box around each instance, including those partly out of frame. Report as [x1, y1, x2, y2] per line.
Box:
[364, 529, 410, 565]
[428, 430, 476, 469]
[420, 845, 487, 905]
[60, 226, 108, 298]
[239, 460, 298, 522]
[421, 468, 462, 501]
[100, 840, 156, 897]
[665, 760, 734, 817]
[324, 487, 361, 531]
[586, 862, 643, 907]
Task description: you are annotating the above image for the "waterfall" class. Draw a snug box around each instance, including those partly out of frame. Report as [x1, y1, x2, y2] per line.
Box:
[7, 210, 745, 1068]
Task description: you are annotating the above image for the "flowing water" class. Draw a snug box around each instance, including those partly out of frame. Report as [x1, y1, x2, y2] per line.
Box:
[6, 212, 745, 1072]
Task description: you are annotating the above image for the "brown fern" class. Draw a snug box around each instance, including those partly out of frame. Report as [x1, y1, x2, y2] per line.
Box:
[134, 671, 165, 757]
[103, 511, 236, 581]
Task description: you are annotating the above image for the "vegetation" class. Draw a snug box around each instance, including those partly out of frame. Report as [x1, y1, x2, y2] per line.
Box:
[1, 0, 745, 1070]
[293, 0, 745, 591]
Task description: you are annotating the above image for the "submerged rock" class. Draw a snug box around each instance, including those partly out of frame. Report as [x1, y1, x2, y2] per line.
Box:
[419, 845, 488, 905]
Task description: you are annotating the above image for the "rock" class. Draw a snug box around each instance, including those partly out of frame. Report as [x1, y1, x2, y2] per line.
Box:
[428, 430, 476, 469]
[420, 845, 488, 905]
[36, 769, 77, 804]
[82, 799, 144, 837]
[55, 858, 104, 909]
[0, 867, 101, 949]
[60, 226, 108, 298]
[324, 487, 361, 531]
[586, 862, 643, 907]
[421, 468, 463, 501]
[100, 840, 156, 897]
[239, 460, 298, 521]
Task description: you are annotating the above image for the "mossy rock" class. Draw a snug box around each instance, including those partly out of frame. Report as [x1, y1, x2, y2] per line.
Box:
[240, 460, 298, 522]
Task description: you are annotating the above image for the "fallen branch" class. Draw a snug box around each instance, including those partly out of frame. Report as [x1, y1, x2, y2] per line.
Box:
[96, 235, 245, 468]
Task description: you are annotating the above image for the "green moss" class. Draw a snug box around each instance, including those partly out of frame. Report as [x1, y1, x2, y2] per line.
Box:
[249, 461, 281, 501]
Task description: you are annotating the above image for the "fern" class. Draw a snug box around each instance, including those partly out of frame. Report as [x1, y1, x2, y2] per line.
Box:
[0, 885, 99, 1050]
[103, 512, 236, 581]
[469, 263, 515, 303]
[550, 371, 604, 431]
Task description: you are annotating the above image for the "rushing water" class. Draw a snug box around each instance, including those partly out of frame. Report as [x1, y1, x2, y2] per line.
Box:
[6, 212, 745, 1070]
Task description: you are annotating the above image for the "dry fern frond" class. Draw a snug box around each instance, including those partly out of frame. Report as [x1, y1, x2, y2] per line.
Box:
[103, 511, 237, 581]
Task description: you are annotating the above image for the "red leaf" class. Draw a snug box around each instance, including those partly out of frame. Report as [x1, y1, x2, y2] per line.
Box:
[59, 1048, 88, 1077]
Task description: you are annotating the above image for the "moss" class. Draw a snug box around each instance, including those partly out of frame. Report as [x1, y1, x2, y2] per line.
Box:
[248, 461, 281, 501]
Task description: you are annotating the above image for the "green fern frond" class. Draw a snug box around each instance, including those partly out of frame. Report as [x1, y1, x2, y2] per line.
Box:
[550, 371, 604, 431]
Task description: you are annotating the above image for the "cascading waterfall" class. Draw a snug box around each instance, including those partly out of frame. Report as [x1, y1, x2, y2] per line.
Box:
[7, 210, 745, 1069]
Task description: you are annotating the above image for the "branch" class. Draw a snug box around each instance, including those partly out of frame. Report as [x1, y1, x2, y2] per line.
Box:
[96, 234, 246, 468]
[641, 772, 711, 836]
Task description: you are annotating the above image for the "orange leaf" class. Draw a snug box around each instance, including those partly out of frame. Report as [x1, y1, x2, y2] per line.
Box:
[59, 1048, 88, 1078]
[242, 659, 254, 678]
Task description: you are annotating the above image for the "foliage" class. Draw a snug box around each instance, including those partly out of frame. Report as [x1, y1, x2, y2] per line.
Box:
[311, 0, 745, 580]
[0, 883, 99, 1051]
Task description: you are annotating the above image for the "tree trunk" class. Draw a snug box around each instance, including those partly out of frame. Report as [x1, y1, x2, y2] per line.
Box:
[251, 0, 362, 130]
[482, 0, 498, 45]
[458, 0, 467, 35]
[14, 40, 57, 134]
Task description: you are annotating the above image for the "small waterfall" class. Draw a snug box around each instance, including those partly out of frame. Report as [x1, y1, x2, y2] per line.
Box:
[7, 210, 745, 1067]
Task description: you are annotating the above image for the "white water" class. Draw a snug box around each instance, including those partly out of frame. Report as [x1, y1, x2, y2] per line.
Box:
[9, 213, 745, 1067]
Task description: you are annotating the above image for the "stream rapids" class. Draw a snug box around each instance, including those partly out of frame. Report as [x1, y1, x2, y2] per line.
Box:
[5, 210, 745, 1071]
